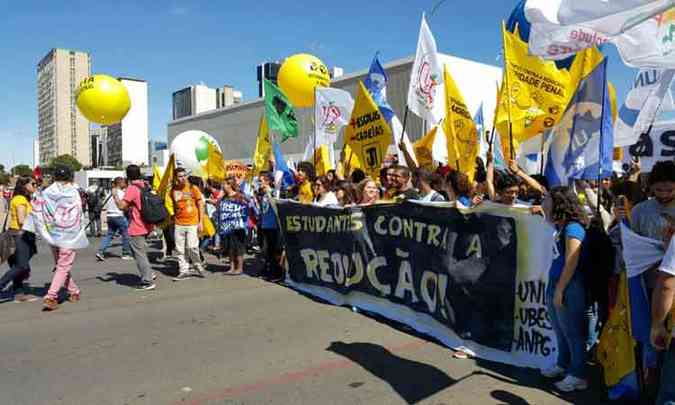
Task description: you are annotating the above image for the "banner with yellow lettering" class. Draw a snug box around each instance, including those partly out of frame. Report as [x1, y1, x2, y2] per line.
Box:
[443, 65, 479, 181]
[343, 81, 392, 178]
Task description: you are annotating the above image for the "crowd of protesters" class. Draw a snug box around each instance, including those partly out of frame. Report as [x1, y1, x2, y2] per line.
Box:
[0, 153, 672, 403]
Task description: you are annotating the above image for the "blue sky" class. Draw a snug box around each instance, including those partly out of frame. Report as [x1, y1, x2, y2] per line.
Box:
[0, 0, 636, 168]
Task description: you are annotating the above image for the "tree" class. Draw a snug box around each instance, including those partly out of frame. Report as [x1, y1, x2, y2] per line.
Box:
[49, 154, 83, 172]
[11, 164, 33, 177]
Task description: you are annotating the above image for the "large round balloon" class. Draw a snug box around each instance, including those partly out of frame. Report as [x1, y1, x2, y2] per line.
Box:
[170, 130, 222, 177]
[277, 54, 330, 108]
[75, 74, 131, 125]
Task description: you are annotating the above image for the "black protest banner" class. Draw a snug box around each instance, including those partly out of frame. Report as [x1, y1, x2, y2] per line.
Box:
[277, 200, 518, 352]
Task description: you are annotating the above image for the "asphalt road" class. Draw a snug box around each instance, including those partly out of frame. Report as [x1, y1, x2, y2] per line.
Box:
[0, 237, 608, 405]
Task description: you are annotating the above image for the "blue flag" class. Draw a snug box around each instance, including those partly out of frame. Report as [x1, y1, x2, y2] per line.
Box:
[545, 58, 613, 187]
[364, 54, 395, 122]
[272, 142, 295, 189]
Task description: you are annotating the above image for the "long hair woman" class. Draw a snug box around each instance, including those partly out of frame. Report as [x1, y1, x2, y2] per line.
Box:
[357, 178, 379, 206]
[334, 180, 358, 207]
[216, 177, 249, 275]
[313, 175, 338, 207]
[541, 186, 590, 392]
[0, 177, 37, 302]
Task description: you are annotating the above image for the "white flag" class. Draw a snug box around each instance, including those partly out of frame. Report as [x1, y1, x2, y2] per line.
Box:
[614, 69, 675, 147]
[314, 87, 354, 145]
[525, 0, 675, 66]
[407, 14, 444, 123]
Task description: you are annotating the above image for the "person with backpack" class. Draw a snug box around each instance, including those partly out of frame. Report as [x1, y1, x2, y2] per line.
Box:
[540, 186, 590, 392]
[112, 165, 158, 290]
[87, 182, 104, 237]
[171, 167, 205, 280]
[95, 177, 132, 261]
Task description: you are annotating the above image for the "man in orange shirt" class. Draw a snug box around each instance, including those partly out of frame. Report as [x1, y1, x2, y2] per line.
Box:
[172, 167, 205, 280]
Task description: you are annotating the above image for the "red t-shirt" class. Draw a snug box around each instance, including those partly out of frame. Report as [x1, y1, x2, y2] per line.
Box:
[123, 180, 152, 236]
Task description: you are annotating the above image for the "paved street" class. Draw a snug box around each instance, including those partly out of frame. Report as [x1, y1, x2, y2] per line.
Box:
[0, 237, 608, 405]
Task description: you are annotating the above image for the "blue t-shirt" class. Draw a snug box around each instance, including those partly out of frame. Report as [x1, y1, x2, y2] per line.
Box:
[549, 222, 586, 282]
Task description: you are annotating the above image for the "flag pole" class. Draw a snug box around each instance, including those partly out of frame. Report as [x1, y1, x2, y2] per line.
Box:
[539, 134, 545, 175]
[501, 21, 515, 160]
[313, 88, 318, 169]
[399, 107, 409, 146]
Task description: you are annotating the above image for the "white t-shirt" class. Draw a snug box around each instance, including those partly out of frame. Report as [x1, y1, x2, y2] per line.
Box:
[315, 192, 339, 207]
[659, 236, 675, 337]
[104, 189, 125, 217]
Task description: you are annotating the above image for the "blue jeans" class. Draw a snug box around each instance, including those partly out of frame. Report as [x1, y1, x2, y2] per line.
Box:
[657, 343, 675, 405]
[97, 216, 131, 256]
[547, 276, 587, 379]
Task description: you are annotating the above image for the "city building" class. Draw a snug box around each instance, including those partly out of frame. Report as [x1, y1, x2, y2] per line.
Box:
[150, 149, 170, 169]
[104, 78, 149, 167]
[90, 126, 108, 167]
[36, 48, 91, 166]
[172, 84, 242, 121]
[217, 85, 242, 108]
[256, 62, 281, 97]
[148, 140, 168, 166]
[168, 54, 502, 163]
[33, 139, 40, 168]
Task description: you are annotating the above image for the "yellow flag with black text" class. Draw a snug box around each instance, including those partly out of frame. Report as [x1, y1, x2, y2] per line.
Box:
[206, 143, 226, 182]
[253, 115, 272, 175]
[343, 81, 392, 179]
[443, 65, 478, 181]
[496, 25, 572, 155]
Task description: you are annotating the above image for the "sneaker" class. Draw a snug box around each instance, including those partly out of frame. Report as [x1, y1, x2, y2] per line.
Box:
[554, 375, 588, 392]
[193, 264, 205, 278]
[136, 283, 156, 291]
[121, 255, 133, 261]
[68, 293, 80, 303]
[541, 365, 565, 378]
[152, 272, 157, 280]
[43, 297, 59, 311]
[95, 252, 105, 262]
[172, 272, 193, 281]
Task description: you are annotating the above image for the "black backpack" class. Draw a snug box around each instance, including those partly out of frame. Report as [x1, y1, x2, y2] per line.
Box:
[132, 184, 168, 225]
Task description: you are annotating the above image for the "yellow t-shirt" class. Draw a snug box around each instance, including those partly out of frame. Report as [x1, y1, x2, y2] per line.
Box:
[9, 195, 31, 230]
[298, 181, 314, 204]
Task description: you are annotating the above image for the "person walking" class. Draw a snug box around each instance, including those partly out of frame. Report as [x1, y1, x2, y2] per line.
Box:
[171, 167, 205, 280]
[34, 166, 89, 311]
[0, 177, 37, 302]
[112, 165, 156, 290]
[87, 182, 104, 237]
[95, 177, 132, 261]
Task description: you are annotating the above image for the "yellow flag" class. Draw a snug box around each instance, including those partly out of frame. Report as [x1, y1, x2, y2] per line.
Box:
[313, 144, 332, 176]
[443, 65, 479, 181]
[157, 154, 176, 218]
[343, 81, 392, 179]
[597, 272, 635, 387]
[496, 24, 572, 157]
[608, 81, 618, 123]
[253, 115, 272, 175]
[414, 126, 438, 171]
[206, 143, 226, 182]
[152, 164, 161, 191]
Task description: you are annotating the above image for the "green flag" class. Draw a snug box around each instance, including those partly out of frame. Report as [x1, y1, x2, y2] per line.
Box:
[264, 79, 298, 142]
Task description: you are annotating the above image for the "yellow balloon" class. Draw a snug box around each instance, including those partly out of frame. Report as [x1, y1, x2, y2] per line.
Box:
[277, 54, 330, 108]
[75, 74, 131, 125]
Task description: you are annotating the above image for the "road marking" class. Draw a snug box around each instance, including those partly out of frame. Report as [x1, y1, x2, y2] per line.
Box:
[176, 340, 427, 405]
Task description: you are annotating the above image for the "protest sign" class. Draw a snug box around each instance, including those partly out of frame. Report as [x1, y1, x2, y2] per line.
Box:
[276, 200, 556, 369]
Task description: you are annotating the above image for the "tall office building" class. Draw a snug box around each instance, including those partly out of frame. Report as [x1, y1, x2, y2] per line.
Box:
[36, 48, 91, 166]
[256, 62, 281, 97]
[90, 126, 108, 167]
[172, 84, 241, 120]
[105, 78, 149, 167]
